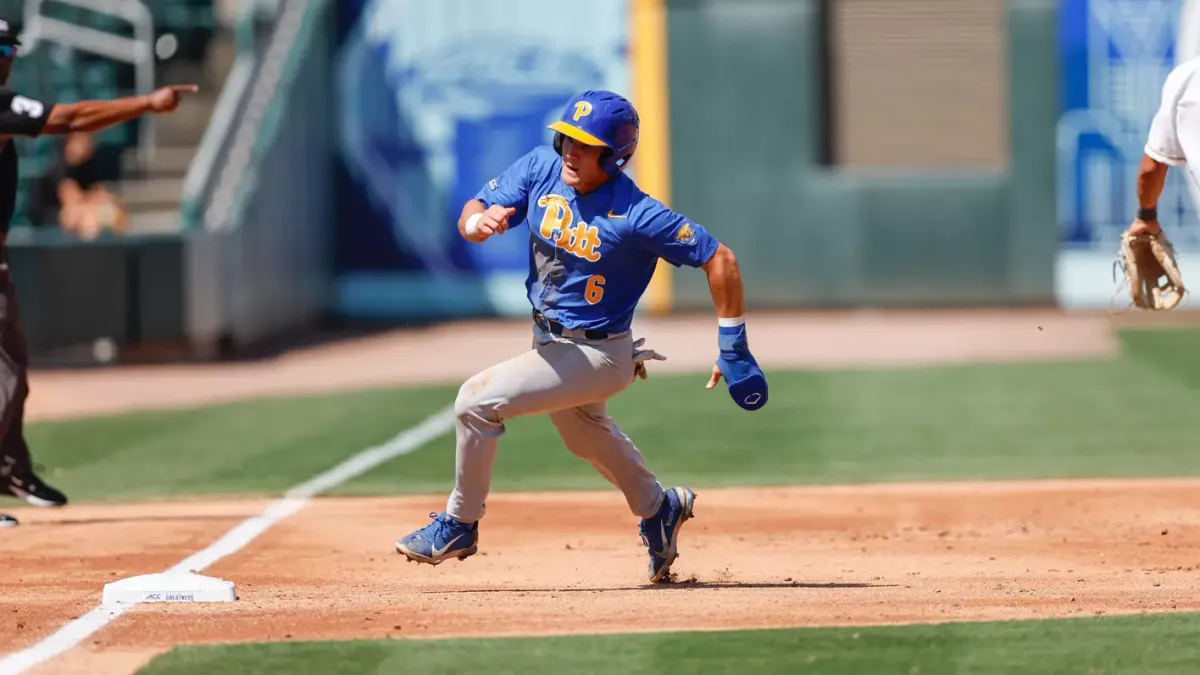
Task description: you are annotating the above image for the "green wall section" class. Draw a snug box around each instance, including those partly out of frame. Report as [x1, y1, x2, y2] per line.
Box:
[665, 0, 1058, 310]
[4, 231, 189, 357]
[1005, 0, 1060, 300]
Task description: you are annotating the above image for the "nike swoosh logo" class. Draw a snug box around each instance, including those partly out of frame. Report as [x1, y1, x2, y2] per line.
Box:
[431, 533, 467, 558]
[656, 520, 670, 555]
[607, 210, 626, 218]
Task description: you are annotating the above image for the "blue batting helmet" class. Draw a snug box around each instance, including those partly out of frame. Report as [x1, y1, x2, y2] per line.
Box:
[548, 90, 639, 176]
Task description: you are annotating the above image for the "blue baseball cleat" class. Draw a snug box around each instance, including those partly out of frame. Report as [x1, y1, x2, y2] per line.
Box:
[395, 511, 479, 565]
[639, 487, 697, 583]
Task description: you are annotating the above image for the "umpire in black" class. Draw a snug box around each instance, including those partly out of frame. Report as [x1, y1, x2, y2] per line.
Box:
[0, 21, 197, 528]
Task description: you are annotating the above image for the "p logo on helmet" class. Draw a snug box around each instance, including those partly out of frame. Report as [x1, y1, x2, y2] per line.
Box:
[549, 90, 640, 176]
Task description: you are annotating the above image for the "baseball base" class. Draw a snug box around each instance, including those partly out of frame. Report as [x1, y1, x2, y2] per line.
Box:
[102, 571, 237, 606]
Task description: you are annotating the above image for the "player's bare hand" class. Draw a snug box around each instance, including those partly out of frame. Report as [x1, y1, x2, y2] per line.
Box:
[485, 205, 517, 234]
[704, 365, 723, 389]
[147, 85, 200, 114]
[1126, 218, 1162, 237]
[469, 206, 517, 241]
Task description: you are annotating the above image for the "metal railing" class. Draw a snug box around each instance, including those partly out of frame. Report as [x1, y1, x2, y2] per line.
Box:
[19, 0, 156, 166]
[179, 0, 277, 231]
[203, 0, 306, 233]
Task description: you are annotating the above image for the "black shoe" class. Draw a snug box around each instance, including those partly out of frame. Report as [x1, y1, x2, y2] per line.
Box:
[0, 513, 16, 528]
[5, 468, 67, 507]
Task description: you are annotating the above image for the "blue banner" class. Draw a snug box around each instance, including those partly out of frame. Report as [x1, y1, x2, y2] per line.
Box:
[1056, 0, 1200, 251]
[333, 0, 630, 317]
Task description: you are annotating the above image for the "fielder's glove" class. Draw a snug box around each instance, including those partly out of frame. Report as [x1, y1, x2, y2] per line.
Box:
[632, 337, 666, 381]
[1116, 228, 1187, 311]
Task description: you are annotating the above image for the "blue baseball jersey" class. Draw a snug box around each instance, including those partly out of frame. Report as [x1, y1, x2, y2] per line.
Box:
[474, 146, 720, 333]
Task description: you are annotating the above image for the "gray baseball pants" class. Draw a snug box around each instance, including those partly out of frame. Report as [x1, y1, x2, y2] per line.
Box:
[445, 320, 665, 522]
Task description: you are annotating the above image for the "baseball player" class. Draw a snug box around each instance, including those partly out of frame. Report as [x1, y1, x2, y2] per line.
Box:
[1127, 55, 1200, 240]
[0, 21, 197, 529]
[395, 89, 768, 582]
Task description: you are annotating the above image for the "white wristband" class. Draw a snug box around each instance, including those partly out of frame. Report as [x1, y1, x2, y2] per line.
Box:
[465, 212, 483, 236]
[717, 316, 745, 328]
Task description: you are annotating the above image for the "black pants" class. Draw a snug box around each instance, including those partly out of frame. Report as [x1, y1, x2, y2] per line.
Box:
[0, 242, 31, 483]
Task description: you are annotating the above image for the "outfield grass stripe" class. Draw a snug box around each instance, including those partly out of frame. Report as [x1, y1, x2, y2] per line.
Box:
[0, 405, 456, 675]
[138, 611, 1200, 675]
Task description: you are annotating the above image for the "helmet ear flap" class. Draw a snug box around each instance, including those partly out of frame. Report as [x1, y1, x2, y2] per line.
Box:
[609, 147, 635, 174]
[553, 132, 565, 155]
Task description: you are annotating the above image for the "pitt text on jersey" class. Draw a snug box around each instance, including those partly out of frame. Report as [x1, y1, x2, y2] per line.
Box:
[536, 194, 603, 263]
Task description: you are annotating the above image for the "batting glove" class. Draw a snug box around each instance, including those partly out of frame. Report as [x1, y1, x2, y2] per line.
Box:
[632, 337, 667, 381]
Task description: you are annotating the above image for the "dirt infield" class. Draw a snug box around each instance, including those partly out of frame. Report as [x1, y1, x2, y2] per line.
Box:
[6, 480, 1200, 674]
[2, 308, 1194, 673]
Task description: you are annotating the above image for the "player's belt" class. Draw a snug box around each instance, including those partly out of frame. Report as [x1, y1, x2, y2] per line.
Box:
[533, 310, 610, 341]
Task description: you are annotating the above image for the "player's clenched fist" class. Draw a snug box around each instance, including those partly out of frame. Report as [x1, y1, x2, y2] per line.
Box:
[464, 205, 517, 242]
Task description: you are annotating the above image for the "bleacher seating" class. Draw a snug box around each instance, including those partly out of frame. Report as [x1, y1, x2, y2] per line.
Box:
[0, 0, 217, 227]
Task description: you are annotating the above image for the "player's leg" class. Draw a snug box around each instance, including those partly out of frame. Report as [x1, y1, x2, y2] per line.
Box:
[0, 264, 22, 523]
[394, 325, 635, 565]
[1, 392, 67, 507]
[548, 403, 662, 517]
[549, 404, 696, 583]
[0, 255, 66, 508]
[447, 333, 634, 520]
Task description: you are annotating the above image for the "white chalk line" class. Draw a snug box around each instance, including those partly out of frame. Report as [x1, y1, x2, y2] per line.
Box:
[0, 405, 457, 675]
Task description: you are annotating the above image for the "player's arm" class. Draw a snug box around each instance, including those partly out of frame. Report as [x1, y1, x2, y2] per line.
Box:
[1132, 154, 1169, 236]
[698, 243, 756, 392]
[1134, 67, 1176, 235]
[457, 199, 516, 243]
[43, 96, 151, 134]
[460, 150, 537, 243]
[0, 89, 54, 137]
[40, 85, 197, 135]
[634, 204, 766, 408]
[0, 85, 199, 140]
[700, 243, 746, 320]
[630, 203, 735, 316]
[1130, 66, 1189, 237]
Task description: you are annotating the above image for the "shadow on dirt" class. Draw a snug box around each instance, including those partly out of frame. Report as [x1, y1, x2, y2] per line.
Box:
[426, 580, 893, 593]
[20, 514, 250, 527]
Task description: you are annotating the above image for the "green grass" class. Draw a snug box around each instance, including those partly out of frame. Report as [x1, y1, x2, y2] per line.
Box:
[137, 612, 1200, 675]
[21, 326, 1200, 503]
[335, 352, 1200, 496]
[22, 384, 458, 502]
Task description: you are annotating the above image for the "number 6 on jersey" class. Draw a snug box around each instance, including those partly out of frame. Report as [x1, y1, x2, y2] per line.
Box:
[585, 274, 605, 304]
